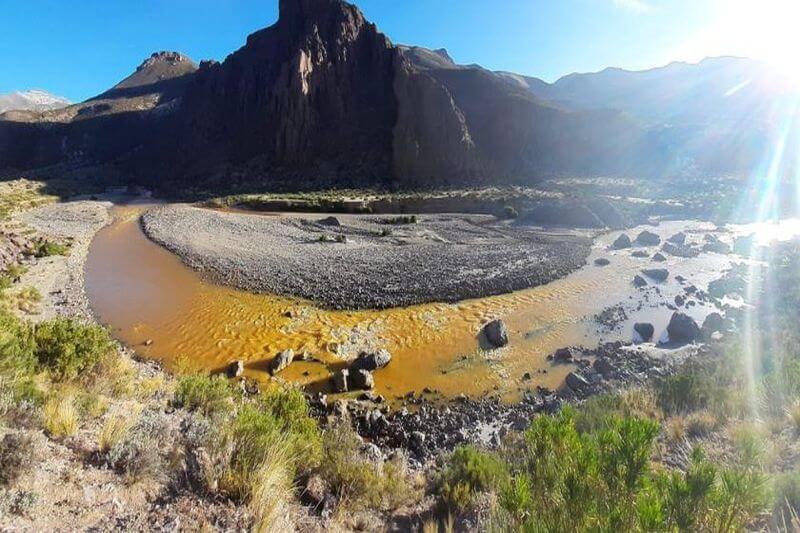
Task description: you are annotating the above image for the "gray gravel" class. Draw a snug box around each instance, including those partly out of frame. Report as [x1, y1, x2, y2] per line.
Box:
[142, 205, 591, 309]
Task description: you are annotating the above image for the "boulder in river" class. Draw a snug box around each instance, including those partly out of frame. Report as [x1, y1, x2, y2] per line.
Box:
[632, 250, 649, 258]
[594, 257, 610, 267]
[667, 232, 686, 245]
[634, 322, 655, 342]
[349, 369, 375, 390]
[635, 230, 661, 246]
[351, 349, 392, 371]
[701, 312, 725, 339]
[482, 319, 509, 348]
[662, 241, 700, 258]
[552, 347, 574, 363]
[666, 312, 701, 344]
[612, 233, 632, 249]
[269, 349, 295, 375]
[318, 216, 341, 227]
[633, 274, 648, 288]
[333, 369, 349, 393]
[227, 360, 245, 378]
[641, 268, 669, 282]
[652, 252, 666, 262]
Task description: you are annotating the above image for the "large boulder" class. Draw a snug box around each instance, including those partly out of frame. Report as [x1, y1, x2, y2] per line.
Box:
[667, 232, 686, 245]
[634, 322, 655, 342]
[227, 360, 245, 378]
[701, 312, 725, 339]
[552, 347, 574, 363]
[652, 252, 667, 262]
[318, 216, 341, 227]
[635, 230, 661, 246]
[482, 319, 509, 348]
[641, 268, 669, 282]
[351, 349, 392, 371]
[612, 233, 632, 249]
[633, 274, 648, 288]
[594, 257, 610, 267]
[565, 372, 591, 395]
[349, 369, 375, 390]
[269, 349, 295, 375]
[666, 312, 701, 344]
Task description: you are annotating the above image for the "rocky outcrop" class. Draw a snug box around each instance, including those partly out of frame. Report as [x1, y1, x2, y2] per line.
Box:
[666, 312, 701, 344]
[482, 319, 509, 348]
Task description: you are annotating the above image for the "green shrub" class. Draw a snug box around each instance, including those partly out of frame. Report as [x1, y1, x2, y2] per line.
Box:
[773, 470, 800, 522]
[438, 445, 509, 512]
[33, 318, 115, 381]
[32, 240, 68, 258]
[173, 374, 238, 416]
[502, 205, 519, 219]
[655, 372, 716, 415]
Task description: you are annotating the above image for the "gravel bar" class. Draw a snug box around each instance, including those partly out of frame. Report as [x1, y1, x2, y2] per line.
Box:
[142, 205, 592, 310]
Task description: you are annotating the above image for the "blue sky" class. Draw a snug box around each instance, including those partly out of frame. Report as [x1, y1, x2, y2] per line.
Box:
[0, 0, 742, 102]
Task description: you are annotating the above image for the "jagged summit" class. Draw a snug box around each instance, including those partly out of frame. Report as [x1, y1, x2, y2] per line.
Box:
[114, 51, 197, 90]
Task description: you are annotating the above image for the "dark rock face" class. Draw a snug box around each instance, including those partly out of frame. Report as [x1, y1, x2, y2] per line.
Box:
[349, 369, 375, 390]
[633, 274, 648, 287]
[482, 319, 509, 348]
[633, 322, 655, 342]
[701, 312, 725, 338]
[666, 312, 701, 344]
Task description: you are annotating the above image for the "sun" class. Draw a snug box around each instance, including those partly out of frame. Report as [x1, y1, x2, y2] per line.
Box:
[712, 0, 800, 86]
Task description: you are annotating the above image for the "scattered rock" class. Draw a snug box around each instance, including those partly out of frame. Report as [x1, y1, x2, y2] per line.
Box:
[269, 349, 295, 375]
[703, 239, 731, 254]
[612, 233, 632, 249]
[635, 230, 661, 246]
[674, 294, 685, 307]
[227, 360, 245, 378]
[565, 372, 591, 394]
[351, 349, 392, 371]
[633, 322, 655, 342]
[632, 250, 649, 258]
[552, 347, 574, 363]
[641, 268, 669, 282]
[701, 312, 725, 339]
[666, 312, 701, 344]
[662, 241, 700, 258]
[594, 257, 610, 267]
[482, 319, 509, 348]
[652, 252, 666, 262]
[633, 274, 648, 288]
[593, 357, 616, 378]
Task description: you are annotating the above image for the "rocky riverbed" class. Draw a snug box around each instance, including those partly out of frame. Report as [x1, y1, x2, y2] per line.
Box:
[141, 205, 592, 309]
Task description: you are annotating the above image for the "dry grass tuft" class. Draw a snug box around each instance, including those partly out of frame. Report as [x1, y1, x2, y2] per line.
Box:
[98, 411, 138, 454]
[43, 395, 78, 438]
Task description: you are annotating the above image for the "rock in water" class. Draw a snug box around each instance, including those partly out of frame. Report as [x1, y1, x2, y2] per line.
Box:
[652, 252, 666, 262]
[333, 369, 349, 393]
[667, 232, 686, 245]
[482, 319, 509, 348]
[351, 349, 392, 371]
[633, 274, 648, 288]
[318, 216, 341, 227]
[633, 322, 655, 342]
[594, 257, 610, 266]
[666, 312, 701, 344]
[227, 360, 245, 378]
[269, 349, 295, 375]
[565, 372, 591, 395]
[641, 268, 669, 282]
[635, 230, 661, 246]
[552, 347, 574, 363]
[612, 233, 632, 249]
[349, 369, 374, 390]
[662, 241, 700, 258]
[701, 312, 725, 339]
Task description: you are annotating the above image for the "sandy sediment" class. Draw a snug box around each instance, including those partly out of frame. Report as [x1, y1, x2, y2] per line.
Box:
[141, 205, 592, 309]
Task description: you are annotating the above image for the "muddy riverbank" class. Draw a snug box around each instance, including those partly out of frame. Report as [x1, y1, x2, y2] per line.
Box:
[141, 205, 592, 310]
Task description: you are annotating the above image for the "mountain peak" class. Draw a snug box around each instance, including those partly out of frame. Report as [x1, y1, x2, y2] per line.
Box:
[113, 51, 197, 91]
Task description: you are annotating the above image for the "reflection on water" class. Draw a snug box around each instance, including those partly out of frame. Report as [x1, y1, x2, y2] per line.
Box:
[85, 204, 736, 401]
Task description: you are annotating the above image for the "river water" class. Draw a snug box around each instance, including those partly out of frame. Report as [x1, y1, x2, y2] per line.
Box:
[85, 202, 739, 401]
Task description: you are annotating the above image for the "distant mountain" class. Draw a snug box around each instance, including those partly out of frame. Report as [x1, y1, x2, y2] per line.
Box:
[0, 0, 797, 193]
[0, 90, 69, 113]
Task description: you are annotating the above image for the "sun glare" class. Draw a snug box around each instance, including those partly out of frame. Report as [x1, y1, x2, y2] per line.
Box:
[707, 0, 800, 86]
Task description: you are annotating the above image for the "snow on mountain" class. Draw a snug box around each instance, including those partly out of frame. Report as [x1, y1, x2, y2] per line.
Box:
[0, 90, 71, 113]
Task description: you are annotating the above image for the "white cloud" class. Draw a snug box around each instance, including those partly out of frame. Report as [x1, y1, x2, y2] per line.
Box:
[613, 0, 654, 13]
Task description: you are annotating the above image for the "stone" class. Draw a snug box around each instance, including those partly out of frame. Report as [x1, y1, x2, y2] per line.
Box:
[703, 240, 731, 254]
[351, 349, 392, 371]
[674, 294, 685, 307]
[227, 360, 245, 378]
[303, 475, 329, 507]
[662, 241, 700, 258]
[633, 274, 648, 287]
[701, 312, 725, 338]
[565, 372, 591, 394]
[333, 369, 349, 393]
[482, 319, 509, 348]
[318, 216, 341, 227]
[350, 369, 375, 390]
[634, 322, 655, 342]
[666, 312, 701, 344]
[641, 268, 669, 282]
[632, 250, 649, 258]
[635, 230, 661, 246]
[593, 357, 616, 378]
[652, 252, 666, 262]
[612, 233, 632, 249]
[594, 257, 610, 266]
[269, 349, 295, 375]
[667, 232, 686, 245]
[553, 347, 574, 363]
